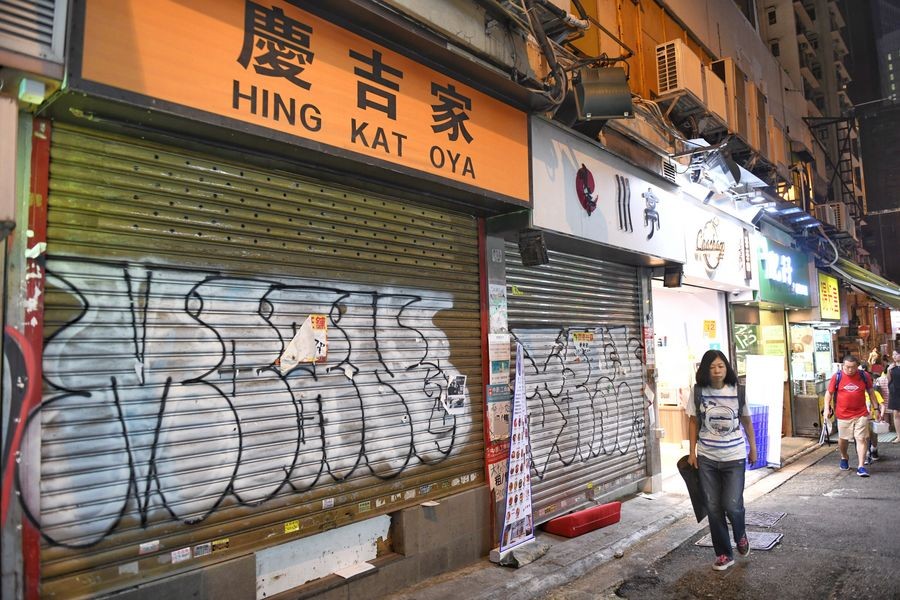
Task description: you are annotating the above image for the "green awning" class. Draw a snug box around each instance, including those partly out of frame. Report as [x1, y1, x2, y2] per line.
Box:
[831, 259, 900, 310]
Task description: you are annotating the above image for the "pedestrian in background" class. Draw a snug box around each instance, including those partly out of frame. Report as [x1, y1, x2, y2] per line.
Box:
[868, 347, 880, 366]
[687, 350, 756, 572]
[887, 349, 900, 442]
[824, 355, 874, 476]
[864, 379, 886, 464]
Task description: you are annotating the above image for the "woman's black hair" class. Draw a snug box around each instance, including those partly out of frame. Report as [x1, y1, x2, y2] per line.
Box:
[695, 349, 738, 387]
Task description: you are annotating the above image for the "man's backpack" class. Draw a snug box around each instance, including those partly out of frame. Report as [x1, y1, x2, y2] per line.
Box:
[831, 369, 872, 410]
[693, 384, 746, 421]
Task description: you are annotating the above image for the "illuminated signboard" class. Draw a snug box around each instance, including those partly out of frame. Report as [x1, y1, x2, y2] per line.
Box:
[818, 272, 841, 320]
[73, 0, 530, 204]
[757, 239, 812, 307]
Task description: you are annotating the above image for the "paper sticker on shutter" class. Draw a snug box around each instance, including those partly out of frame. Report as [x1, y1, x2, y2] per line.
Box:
[171, 547, 192, 563]
[279, 314, 328, 372]
[442, 374, 468, 415]
[284, 520, 300, 534]
[139, 540, 160, 555]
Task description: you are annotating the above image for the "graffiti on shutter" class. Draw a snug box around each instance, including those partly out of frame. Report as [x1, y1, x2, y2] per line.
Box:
[31, 257, 471, 548]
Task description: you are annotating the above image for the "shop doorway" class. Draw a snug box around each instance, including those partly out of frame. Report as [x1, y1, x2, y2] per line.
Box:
[651, 281, 729, 480]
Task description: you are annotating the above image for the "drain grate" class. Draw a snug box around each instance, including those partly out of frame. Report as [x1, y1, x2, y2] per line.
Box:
[744, 511, 786, 528]
[695, 530, 783, 551]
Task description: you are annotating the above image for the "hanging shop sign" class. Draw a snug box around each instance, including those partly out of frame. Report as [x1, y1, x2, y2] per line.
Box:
[530, 118, 686, 263]
[757, 238, 811, 308]
[71, 0, 530, 204]
[817, 272, 841, 320]
[680, 202, 754, 290]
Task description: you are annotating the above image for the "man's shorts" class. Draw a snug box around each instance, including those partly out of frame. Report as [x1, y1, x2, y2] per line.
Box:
[837, 416, 869, 442]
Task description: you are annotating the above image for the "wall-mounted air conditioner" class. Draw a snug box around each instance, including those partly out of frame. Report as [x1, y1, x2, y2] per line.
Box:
[703, 65, 728, 126]
[661, 157, 678, 184]
[825, 202, 855, 238]
[815, 204, 837, 227]
[656, 39, 705, 101]
[711, 58, 748, 140]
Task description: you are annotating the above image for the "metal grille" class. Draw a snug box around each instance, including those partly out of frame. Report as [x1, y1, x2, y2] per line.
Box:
[505, 243, 647, 523]
[0, 0, 63, 60]
[36, 124, 484, 597]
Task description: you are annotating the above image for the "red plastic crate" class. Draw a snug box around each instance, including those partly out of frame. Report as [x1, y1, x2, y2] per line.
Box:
[542, 501, 622, 538]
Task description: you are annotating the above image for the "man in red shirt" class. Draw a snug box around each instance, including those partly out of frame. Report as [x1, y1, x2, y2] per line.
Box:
[824, 355, 875, 476]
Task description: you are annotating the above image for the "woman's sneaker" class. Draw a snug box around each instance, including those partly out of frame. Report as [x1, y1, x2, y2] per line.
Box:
[713, 555, 735, 571]
[737, 535, 751, 557]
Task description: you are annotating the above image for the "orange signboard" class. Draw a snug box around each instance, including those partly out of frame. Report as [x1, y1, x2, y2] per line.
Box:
[78, 0, 530, 203]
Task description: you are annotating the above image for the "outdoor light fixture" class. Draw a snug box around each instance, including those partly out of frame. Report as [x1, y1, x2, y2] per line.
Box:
[572, 67, 634, 121]
[663, 265, 683, 288]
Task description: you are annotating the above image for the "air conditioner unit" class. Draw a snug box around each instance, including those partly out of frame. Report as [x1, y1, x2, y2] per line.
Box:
[656, 39, 705, 101]
[661, 157, 678, 183]
[711, 58, 748, 139]
[826, 202, 855, 238]
[815, 204, 837, 227]
[703, 65, 728, 126]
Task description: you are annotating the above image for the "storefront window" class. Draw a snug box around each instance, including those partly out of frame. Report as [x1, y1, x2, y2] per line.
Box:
[789, 324, 816, 395]
[731, 306, 786, 378]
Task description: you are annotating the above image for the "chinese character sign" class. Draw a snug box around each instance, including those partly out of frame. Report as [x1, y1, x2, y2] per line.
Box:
[756, 239, 811, 308]
[817, 272, 841, 320]
[79, 0, 529, 203]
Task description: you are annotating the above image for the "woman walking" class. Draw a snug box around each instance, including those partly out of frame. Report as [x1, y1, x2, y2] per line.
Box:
[888, 350, 900, 442]
[686, 350, 757, 571]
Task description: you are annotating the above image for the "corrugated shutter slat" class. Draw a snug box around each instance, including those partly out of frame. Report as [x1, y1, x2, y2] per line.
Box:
[37, 124, 484, 597]
[506, 244, 647, 523]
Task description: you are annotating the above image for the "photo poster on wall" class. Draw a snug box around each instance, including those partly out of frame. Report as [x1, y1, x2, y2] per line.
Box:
[745, 354, 784, 467]
[499, 343, 535, 554]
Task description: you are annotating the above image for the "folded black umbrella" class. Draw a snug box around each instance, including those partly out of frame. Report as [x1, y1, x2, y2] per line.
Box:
[677, 455, 707, 523]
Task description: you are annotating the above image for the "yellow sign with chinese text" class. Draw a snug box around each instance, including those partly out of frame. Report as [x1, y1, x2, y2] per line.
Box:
[79, 0, 530, 203]
[703, 320, 717, 339]
[818, 272, 841, 320]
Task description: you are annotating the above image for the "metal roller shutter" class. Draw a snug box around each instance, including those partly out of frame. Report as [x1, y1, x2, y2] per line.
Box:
[505, 243, 647, 524]
[35, 124, 484, 597]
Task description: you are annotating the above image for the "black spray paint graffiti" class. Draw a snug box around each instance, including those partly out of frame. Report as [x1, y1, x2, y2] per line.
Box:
[510, 325, 646, 481]
[22, 258, 466, 548]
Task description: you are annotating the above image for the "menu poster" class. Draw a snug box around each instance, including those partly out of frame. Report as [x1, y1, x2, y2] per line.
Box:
[499, 343, 535, 554]
[486, 383, 511, 442]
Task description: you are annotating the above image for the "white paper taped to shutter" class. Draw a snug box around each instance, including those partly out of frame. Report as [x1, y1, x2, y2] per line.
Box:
[279, 314, 328, 371]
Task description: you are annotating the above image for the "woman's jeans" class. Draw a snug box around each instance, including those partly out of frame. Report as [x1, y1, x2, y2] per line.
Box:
[698, 455, 747, 558]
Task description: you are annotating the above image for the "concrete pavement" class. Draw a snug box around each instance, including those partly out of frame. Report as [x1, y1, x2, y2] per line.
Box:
[383, 437, 828, 600]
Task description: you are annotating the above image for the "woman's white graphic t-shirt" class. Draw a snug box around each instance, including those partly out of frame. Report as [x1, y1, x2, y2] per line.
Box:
[686, 385, 750, 462]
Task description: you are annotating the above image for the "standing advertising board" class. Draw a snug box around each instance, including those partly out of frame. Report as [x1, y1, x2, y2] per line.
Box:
[499, 344, 535, 554]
